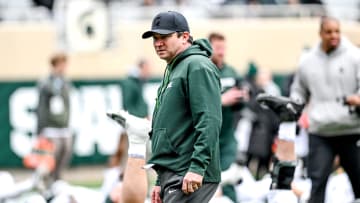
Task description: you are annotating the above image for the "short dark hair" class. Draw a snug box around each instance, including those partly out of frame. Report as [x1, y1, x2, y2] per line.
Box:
[320, 16, 339, 32]
[50, 52, 67, 67]
[177, 32, 193, 44]
[208, 32, 225, 43]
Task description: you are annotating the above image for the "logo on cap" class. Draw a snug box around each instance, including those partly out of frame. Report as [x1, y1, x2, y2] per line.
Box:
[155, 17, 161, 26]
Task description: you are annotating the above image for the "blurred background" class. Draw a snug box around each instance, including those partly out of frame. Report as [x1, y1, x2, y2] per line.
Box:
[0, 0, 360, 199]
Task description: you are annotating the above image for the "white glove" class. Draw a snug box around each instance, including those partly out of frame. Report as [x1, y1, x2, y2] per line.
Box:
[107, 110, 151, 158]
[107, 110, 151, 144]
[120, 110, 151, 144]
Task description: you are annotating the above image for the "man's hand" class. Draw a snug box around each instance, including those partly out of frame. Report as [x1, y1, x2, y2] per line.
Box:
[182, 172, 203, 195]
[345, 94, 360, 106]
[221, 87, 249, 106]
[151, 186, 162, 203]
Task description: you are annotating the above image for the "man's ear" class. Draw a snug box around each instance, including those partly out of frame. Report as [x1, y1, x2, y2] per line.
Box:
[182, 32, 190, 43]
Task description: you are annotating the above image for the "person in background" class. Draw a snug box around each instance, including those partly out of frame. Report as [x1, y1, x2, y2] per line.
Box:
[208, 31, 248, 203]
[36, 52, 72, 183]
[290, 16, 360, 202]
[255, 68, 281, 96]
[122, 58, 152, 118]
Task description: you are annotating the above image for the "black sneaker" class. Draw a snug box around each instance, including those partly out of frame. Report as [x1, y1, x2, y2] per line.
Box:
[269, 156, 297, 190]
[256, 93, 304, 122]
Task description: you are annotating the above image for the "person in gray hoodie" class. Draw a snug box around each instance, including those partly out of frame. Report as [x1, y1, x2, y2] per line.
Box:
[290, 16, 360, 203]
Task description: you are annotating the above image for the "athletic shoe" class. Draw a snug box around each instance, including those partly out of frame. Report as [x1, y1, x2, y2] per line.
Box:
[256, 93, 304, 122]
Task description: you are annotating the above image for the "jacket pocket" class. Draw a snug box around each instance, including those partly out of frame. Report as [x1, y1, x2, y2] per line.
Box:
[151, 128, 178, 155]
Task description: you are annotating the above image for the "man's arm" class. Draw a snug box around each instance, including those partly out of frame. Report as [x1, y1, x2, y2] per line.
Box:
[290, 65, 309, 105]
[36, 82, 48, 135]
[346, 54, 360, 106]
[221, 87, 248, 107]
[344, 51, 360, 114]
[184, 65, 222, 193]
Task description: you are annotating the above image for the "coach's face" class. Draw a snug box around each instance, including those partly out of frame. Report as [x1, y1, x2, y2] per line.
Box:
[153, 32, 189, 64]
[320, 19, 340, 52]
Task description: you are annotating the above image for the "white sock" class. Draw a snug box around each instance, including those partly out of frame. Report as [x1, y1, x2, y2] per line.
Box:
[128, 142, 146, 159]
[278, 122, 296, 141]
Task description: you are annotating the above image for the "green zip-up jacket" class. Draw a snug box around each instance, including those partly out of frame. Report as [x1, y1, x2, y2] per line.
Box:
[148, 39, 222, 183]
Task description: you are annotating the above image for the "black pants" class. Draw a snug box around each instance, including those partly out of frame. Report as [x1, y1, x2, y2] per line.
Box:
[158, 170, 218, 203]
[308, 133, 360, 203]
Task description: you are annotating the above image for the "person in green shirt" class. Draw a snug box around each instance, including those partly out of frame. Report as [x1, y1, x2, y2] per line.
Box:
[142, 11, 222, 203]
[121, 58, 152, 118]
[208, 32, 249, 203]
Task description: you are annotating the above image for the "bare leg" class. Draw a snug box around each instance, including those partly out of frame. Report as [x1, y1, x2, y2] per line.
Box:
[256, 94, 303, 183]
[107, 110, 151, 203]
[122, 158, 148, 203]
[275, 139, 296, 161]
[266, 134, 299, 203]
